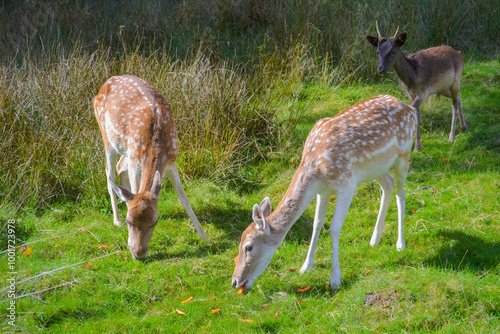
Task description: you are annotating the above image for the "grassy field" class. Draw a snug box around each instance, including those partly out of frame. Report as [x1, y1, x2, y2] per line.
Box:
[1, 60, 499, 333]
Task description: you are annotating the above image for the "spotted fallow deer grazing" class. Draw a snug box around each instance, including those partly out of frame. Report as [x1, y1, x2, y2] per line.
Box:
[366, 22, 467, 151]
[232, 95, 417, 291]
[94, 75, 208, 259]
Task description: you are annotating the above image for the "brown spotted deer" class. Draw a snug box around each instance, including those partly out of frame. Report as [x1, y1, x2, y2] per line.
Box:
[94, 75, 208, 260]
[232, 95, 416, 291]
[366, 22, 467, 151]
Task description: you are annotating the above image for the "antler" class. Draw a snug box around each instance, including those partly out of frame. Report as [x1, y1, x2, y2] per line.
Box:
[393, 26, 400, 39]
[376, 20, 382, 39]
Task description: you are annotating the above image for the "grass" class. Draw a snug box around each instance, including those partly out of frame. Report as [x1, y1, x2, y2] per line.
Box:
[1, 60, 499, 333]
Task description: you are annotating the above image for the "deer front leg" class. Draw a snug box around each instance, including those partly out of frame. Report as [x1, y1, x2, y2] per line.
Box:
[330, 188, 355, 290]
[370, 173, 395, 247]
[105, 151, 122, 226]
[300, 193, 329, 273]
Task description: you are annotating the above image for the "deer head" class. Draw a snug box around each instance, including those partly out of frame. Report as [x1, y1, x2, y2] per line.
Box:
[110, 171, 162, 259]
[232, 197, 279, 290]
[366, 22, 407, 74]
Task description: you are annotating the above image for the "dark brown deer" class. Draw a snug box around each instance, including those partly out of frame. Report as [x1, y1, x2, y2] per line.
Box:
[366, 22, 468, 151]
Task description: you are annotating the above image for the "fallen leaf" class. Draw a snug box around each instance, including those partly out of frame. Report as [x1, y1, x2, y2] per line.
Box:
[24, 247, 32, 257]
[77, 227, 87, 232]
[325, 285, 330, 290]
[419, 245, 423, 250]
[442, 158, 449, 162]
[237, 286, 244, 295]
[234, 255, 238, 264]
[297, 286, 312, 293]
[381, 300, 388, 307]
[83, 262, 93, 269]
[407, 221, 412, 225]
[241, 319, 253, 323]
[181, 296, 194, 304]
[297, 299, 305, 303]
[262, 304, 268, 310]
[411, 209, 415, 212]
[275, 311, 280, 318]
[365, 269, 372, 274]
[212, 308, 221, 314]
[289, 267, 297, 272]
[482, 151, 489, 157]
[478, 224, 482, 229]
[99, 245, 111, 249]
[176, 309, 186, 315]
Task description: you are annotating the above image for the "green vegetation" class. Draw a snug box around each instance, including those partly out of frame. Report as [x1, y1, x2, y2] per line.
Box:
[1, 1, 499, 333]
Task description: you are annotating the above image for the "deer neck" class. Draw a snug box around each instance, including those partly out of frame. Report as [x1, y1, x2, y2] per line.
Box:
[266, 170, 318, 242]
[392, 50, 416, 89]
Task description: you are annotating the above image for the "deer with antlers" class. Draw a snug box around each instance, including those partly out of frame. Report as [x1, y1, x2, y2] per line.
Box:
[232, 95, 417, 291]
[94, 75, 209, 260]
[366, 22, 467, 151]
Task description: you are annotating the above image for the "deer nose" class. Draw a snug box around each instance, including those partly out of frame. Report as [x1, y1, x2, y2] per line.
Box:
[232, 278, 238, 288]
[377, 66, 387, 74]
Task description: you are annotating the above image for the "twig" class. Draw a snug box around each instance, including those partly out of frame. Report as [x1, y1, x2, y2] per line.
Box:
[0, 251, 120, 293]
[0, 232, 77, 255]
[456, 249, 469, 271]
[305, 293, 339, 328]
[1, 279, 77, 303]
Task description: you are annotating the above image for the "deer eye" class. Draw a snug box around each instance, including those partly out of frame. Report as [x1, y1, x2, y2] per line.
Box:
[244, 244, 253, 252]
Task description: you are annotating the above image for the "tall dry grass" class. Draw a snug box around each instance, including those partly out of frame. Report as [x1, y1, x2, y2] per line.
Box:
[1, 0, 498, 210]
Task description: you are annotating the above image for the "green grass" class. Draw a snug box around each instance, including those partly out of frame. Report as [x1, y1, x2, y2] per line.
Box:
[1, 61, 499, 333]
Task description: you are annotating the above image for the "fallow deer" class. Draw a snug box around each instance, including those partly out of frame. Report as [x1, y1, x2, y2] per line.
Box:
[366, 22, 467, 151]
[232, 95, 416, 291]
[94, 75, 209, 259]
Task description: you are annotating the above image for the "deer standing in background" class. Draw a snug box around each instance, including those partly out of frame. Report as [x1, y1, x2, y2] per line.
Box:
[94, 75, 209, 260]
[232, 95, 417, 291]
[366, 22, 467, 151]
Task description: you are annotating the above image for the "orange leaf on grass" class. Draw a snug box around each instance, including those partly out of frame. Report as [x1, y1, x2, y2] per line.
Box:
[237, 286, 244, 295]
[212, 308, 221, 314]
[176, 309, 186, 315]
[23, 247, 32, 257]
[99, 245, 111, 249]
[442, 158, 449, 162]
[419, 245, 423, 250]
[365, 269, 372, 274]
[181, 296, 194, 304]
[289, 267, 297, 272]
[297, 286, 312, 293]
[241, 319, 253, 323]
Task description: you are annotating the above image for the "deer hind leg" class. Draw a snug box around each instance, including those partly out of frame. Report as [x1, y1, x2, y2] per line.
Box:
[455, 93, 468, 133]
[410, 97, 425, 151]
[300, 193, 330, 273]
[393, 154, 410, 251]
[370, 172, 395, 247]
[105, 150, 122, 226]
[164, 165, 209, 241]
[330, 187, 355, 290]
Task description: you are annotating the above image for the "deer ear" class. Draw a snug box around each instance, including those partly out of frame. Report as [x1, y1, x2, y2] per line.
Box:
[366, 35, 379, 47]
[109, 178, 134, 202]
[396, 32, 407, 46]
[259, 197, 272, 218]
[253, 204, 269, 232]
[151, 171, 162, 198]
